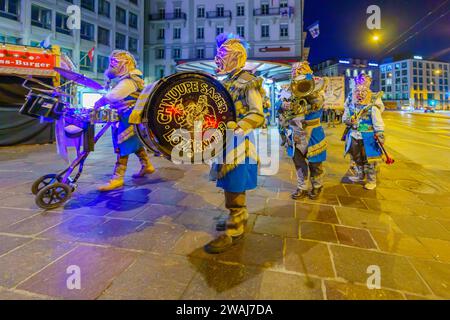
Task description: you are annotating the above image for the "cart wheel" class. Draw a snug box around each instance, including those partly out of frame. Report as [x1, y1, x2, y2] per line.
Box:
[35, 182, 72, 210]
[31, 174, 60, 195]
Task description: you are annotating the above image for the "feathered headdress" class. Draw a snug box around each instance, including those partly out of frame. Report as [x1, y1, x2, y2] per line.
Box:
[216, 33, 250, 51]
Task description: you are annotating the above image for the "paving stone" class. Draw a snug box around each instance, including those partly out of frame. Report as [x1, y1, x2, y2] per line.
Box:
[418, 193, 450, 207]
[330, 245, 431, 295]
[147, 187, 189, 206]
[371, 231, 434, 260]
[132, 204, 185, 223]
[0, 239, 76, 288]
[0, 211, 75, 236]
[17, 245, 137, 299]
[296, 203, 339, 224]
[362, 198, 415, 215]
[181, 260, 262, 300]
[437, 219, 450, 232]
[172, 230, 214, 256]
[177, 193, 224, 209]
[0, 287, 53, 300]
[38, 215, 108, 242]
[174, 208, 224, 232]
[406, 204, 449, 219]
[215, 233, 284, 268]
[390, 215, 450, 241]
[112, 222, 186, 253]
[325, 280, 404, 300]
[284, 238, 335, 277]
[335, 226, 377, 249]
[418, 238, 450, 263]
[322, 184, 350, 197]
[301, 193, 340, 206]
[258, 270, 323, 300]
[376, 188, 426, 204]
[100, 253, 196, 300]
[337, 196, 369, 210]
[343, 184, 384, 200]
[410, 259, 450, 299]
[253, 216, 298, 238]
[0, 208, 40, 228]
[264, 199, 295, 218]
[300, 222, 337, 243]
[0, 235, 33, 256]
[335, 207, 401, 232]
[245, 195, 268, 214]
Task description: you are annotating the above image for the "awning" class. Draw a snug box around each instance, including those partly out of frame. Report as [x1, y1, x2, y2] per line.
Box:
[176, 59, 294, 83]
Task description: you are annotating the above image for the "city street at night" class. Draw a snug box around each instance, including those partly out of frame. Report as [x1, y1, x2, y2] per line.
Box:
[0, 111, 449, 300]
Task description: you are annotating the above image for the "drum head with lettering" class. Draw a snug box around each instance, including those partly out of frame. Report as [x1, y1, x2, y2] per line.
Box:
[136, 72, 236, 162]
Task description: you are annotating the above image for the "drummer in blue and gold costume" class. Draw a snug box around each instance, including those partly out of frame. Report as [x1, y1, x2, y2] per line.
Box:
[204, 34, 266, 254]
[287, 61, 328, 200]
[94, 50, 155, 191]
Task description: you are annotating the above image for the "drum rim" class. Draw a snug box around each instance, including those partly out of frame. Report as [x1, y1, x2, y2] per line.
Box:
[138, 71, 236, 160]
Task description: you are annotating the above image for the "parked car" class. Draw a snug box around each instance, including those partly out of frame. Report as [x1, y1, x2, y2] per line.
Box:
[424, 107, 436, 113]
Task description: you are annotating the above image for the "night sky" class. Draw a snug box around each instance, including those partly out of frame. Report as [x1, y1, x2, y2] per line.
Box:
[304, 0, 450, 64]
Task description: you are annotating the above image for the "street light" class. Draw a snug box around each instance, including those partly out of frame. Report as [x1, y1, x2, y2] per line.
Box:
[372, 34, 380, 42]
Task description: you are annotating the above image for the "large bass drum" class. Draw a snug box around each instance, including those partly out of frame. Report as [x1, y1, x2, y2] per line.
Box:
[134, 72, 236, 162]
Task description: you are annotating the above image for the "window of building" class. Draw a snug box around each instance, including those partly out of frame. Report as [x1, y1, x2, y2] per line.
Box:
[402, 77, 408, 83]
[368, 70, 373, 77]
[155, 66, 165, 79]
[130, 0, 138, 6]
[216, 26, 224, 36]
[156, 48, 165, 59]
[31, 5, 52, 30]
[98, 0, 110, 17]
[353, 69, 358, 77]
[56, 13, 71, 35]
[280, 0, 288, 8]
[237, 4, 245, 16]
[129, 12, 138, 29]
[98, 26, 110, 45]
[402, 62, 407, 68]
[97, 55, 109, 73]
[61, 47, 73, 58]
[216, 5, 224, 17]
[237, 25, 245, 37]
[128, 37, 138, 53]
[402, 70, 407, 76]
[0, 0, 20, 20]
[346, 69, 351, 77]
[196, 48, 205, 59]
[261, 24, 269, 38]
[174, 7, 182, 18]
[413, 61, 417, 68]
[395, 63, 400, 70]
[173, 27, 181, 39]
[158, 7, 165, 19]
[115, 32, 126, 49]
[80, 51, 93, 71]
[197, 6, 205, 18]
[81, 0, 95, 11]
[280, 24, 288, 37]
[80, 21, 95, 41]
[158, 28, 165, 40]
[172, 48, 181, 59]
[261, 3, 269, 15]
[197, 26, 204, 39]
[116, 6, 126, 24]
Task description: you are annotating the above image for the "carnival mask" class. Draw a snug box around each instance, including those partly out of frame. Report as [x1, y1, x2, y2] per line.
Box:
[215, 38, 247, 75]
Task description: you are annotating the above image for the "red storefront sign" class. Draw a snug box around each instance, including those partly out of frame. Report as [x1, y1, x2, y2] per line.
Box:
[0, 50, 55, 70]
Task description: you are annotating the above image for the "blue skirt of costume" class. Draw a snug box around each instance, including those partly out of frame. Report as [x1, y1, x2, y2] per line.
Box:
[214, 133, 258, 193]
[112, 108, 143, 157]
[344, 131, 382, 162]
[305, 110, 327, 163]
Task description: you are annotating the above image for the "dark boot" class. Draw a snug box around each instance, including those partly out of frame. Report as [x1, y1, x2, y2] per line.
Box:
[204, 234, 244, 254]
[98, 155, 128, 191]
[132, 148, 155, 178]
[291, 189, 309, 200]
[309, 186, 323, 200]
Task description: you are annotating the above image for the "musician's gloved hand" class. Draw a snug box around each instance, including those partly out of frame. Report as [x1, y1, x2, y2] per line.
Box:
[375, 132, 385, 144]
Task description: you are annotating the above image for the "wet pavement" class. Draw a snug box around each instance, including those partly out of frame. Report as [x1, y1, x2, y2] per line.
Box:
[0, 112, 449, 300]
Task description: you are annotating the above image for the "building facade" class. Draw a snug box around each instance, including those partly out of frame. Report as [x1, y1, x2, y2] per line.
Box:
[145, 0, 304, 83]
[313, 58, 380, 97]
[0, 0, 145, 81]
[379, 56, 449, 109]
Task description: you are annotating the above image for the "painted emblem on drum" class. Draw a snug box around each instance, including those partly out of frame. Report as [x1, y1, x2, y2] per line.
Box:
[136, 72, 236, 161]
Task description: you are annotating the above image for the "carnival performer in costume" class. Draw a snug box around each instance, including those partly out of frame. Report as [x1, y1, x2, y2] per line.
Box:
[342, 73, 385, 190]
[204, 34, 266, 254]
[94, 50, 155, 191]
[288, 62, 328, 200]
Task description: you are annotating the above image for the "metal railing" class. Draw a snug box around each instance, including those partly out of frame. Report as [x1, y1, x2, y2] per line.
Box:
[149, 12, 187, 21]
[253, 7, 294, 16]
[206, 10, 232, 19]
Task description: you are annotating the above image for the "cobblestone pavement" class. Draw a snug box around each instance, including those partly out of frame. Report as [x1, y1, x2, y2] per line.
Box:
[0, 112, 449, 300]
